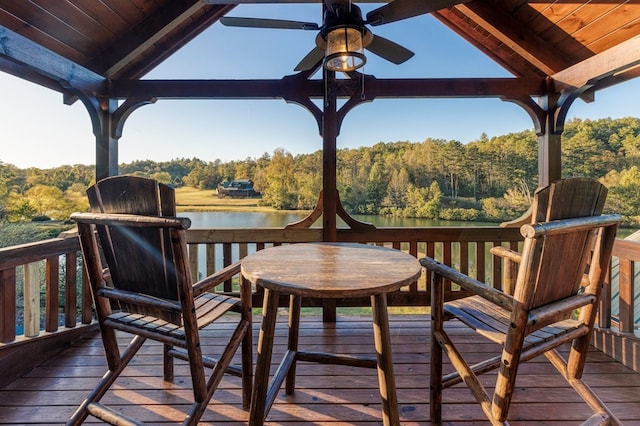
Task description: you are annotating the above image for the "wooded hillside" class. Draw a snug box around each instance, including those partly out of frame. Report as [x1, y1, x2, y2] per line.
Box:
[2, 117, 639, 226]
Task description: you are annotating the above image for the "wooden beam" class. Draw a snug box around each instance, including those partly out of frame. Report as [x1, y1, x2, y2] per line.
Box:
[552, 34, 640, 94]
[0, 25, 105, 94]
[110, 76, 546, 100]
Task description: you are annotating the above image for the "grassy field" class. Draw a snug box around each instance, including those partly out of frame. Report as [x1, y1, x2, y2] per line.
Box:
[175, 187, 286, 212]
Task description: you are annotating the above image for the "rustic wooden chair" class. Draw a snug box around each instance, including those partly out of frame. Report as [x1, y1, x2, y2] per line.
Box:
[67, 176, 252, 426]
[422, 178, 622, 425]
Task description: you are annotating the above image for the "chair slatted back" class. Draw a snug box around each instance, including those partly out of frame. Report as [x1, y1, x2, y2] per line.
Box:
[85, 176, 188, 322]
[519, 221, 599, 309]
[518, 178, 610, 310]
[532, 177, 607, 222]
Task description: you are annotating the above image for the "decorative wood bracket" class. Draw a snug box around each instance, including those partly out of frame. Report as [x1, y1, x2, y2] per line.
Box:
[281, 70, 376, 137]
[285, 190, 375, 230]
[112, 97, 158, 139]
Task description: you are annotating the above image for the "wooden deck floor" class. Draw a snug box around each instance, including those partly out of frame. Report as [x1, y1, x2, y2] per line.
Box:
[2, 314, 640, 425]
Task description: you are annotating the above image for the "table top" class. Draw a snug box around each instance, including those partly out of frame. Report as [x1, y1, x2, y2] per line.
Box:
[241, 242, 422, 298]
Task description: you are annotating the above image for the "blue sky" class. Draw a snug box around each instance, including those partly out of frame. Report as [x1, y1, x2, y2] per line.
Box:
[2, 4, 640, 169]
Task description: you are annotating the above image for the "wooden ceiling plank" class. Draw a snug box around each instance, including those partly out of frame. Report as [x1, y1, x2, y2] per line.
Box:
[100, 0, 146, 24]
[68, 0, 129, 38]
[528, 2, 583, 33]
[31, 0, 113, 44]
[587, 19, 640, 56]
[509, 0, 548, 26]
[0, 10, 91, 66]
[574, 4, 640, 52]
[541, 3, 637, 57]
[456, 2, 572, 75]
[0, 1, 96, 57]
[552, 34, 640, 93]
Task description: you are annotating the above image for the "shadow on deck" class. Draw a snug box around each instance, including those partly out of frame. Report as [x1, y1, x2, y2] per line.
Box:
[1, 314, 640, 425]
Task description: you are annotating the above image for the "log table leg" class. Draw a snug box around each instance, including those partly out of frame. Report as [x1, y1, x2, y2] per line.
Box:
[249, 288, 280, 426]
[371, 293, 400, 426]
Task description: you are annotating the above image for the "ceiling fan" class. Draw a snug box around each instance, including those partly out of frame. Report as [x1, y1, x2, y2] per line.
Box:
[211, 0, 469, 72]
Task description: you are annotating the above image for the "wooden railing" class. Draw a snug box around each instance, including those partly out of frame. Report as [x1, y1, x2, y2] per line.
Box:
[0, 232, 92, 344]
[1, 225, 638, 377]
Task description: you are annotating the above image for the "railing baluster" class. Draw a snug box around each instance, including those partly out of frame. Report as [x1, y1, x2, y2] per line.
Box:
[476, 242, 486, 283]
[188, 244, 198, 282]
[223, 243, 233, 291]
[0, 268, 17, 342]
[24, 262, 40, 337]
[618, 258, 635, 333]
[81, 264, 92, 324]
[460, 241, 469, 276]
[206, 243, 216, 276]
[45, 256, 59, 332]
[492, 241, 502, 292]
[65, 252, 77, 328]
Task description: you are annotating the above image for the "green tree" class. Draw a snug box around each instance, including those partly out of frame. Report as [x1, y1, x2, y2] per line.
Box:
[24, 184, 64, 218]
[256, 149, 298, 209]
[386, 167, 409, 208]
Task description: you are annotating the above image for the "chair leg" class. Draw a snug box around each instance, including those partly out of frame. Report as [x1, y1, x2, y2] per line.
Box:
[545, 349, 623, 426]
[240, 275, 253, 409]
[430, 273, 444, 423]
[66, 335, 146, 426]
[285, 294, 301, 395]
[184, 319, 250, 426]
[430, 330, 443, 423]
[163, 343, 174, 381]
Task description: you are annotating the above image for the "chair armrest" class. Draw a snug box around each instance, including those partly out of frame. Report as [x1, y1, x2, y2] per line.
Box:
[192, 260, 242, 297]
[420, 257, 514, 310]
[98, 287, 181, 312]
[490, 246, 522, 263]
[71, 212, 191, 230]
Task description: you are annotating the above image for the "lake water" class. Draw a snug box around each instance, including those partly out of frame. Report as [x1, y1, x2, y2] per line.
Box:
[183, 211, 498, 229]
[183, 210, 638, 238]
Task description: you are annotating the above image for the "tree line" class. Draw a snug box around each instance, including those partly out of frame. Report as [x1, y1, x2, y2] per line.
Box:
[2, 116, 640, 227]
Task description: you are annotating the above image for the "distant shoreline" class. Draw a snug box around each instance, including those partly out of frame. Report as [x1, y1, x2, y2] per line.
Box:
[174, 186, 310, 214]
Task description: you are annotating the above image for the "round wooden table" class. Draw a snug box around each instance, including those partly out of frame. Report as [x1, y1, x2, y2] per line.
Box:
[241, 242, 422, 426]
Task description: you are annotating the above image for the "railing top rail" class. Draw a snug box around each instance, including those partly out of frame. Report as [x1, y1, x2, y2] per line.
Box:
[0, 234, 79, 270]
[612, 238, 640, 262]
[185, 226, 524, 244]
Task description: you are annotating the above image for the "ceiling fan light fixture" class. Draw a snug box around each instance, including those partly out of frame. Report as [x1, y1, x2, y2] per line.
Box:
[324, 26, 366, 72]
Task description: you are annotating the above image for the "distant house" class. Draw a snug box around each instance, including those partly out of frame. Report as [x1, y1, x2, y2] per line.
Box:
[217, 179, 259, 198]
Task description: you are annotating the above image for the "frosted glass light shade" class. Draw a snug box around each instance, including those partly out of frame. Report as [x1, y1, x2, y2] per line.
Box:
[324, 27, 366, 72]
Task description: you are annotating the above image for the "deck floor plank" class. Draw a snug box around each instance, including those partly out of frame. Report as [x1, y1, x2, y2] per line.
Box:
[1, 314, 639, 425]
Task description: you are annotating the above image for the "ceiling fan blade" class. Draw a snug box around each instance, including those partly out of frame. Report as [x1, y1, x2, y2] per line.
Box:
[294, 46, 325, 71]
[366, 0, 470, 26]
[219, 17, 319, 30]
[365, 35, 414, 64]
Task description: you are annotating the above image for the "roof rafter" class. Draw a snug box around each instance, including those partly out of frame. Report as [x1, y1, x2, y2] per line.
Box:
[453, 2, 575, 76]
[88, 2, 234, 79]
[432, 8, 544, 78]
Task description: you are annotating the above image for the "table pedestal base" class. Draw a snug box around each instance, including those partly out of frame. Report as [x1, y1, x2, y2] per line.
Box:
[249, 289, 400, 426]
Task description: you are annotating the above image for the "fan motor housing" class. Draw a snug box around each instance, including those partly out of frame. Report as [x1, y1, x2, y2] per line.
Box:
[318, 4, 373, 48]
